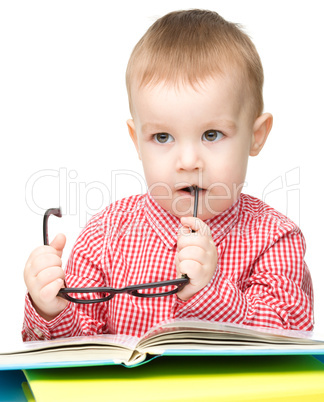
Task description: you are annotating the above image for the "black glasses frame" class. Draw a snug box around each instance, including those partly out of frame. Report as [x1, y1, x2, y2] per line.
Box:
[43, 208, 62, 246]
[57, 277, 189, 304]
[42, 186, 199, 303]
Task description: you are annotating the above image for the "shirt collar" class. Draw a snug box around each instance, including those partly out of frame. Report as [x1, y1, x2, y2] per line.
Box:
[205, 196, 241, 245]
[145, 192, 181, 249]
[144, 192, 242, 249]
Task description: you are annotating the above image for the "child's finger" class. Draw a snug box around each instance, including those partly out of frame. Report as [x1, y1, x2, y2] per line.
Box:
[29, 254, 62, 276]
[49, 233, 66, 257]
[178, 259, 201, 281]
[180, 216, 210, 234]
[178, 225, 192, 236]
[177, 246, 206, 265]
[177, 231, 210, 252]
[35, 266, 65, 289]
[175, 253, 181, 277]
[39, 278, 65, 304]
[25, 238, 65, 269]
[25, 246, 54, 269]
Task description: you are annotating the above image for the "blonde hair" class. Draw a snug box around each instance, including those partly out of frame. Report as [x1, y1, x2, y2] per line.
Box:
[126, 9, 264, 119]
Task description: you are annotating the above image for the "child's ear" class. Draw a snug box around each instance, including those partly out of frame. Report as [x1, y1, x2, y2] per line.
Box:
[127, 119, 141, 160]
[250, 113, 273, 156]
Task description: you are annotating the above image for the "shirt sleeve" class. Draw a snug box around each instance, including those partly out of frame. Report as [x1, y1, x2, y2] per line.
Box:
[172, 221, 314, 331]
[22, 210, 110, 341]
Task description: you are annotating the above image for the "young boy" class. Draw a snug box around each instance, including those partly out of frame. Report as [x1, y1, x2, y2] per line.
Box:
[23, 9, 313, 341]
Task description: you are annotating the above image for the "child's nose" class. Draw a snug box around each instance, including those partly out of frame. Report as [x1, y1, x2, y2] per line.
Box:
[176, 144, 203, 171]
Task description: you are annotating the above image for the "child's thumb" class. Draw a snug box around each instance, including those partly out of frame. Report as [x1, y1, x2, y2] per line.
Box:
[50, 233, 66, 255]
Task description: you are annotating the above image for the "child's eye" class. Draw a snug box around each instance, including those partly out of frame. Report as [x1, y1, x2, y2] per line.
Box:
[153, 133, 174, 144]
[202, 130, 224, 142]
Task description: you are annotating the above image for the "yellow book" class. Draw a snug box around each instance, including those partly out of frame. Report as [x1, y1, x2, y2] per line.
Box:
[23, 355, 324, 402]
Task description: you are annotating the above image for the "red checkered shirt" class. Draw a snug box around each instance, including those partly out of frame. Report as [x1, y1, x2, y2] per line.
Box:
[22, 192, 314, 341]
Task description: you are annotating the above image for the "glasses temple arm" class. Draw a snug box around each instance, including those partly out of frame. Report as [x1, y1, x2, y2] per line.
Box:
[43, 207, 62, 245]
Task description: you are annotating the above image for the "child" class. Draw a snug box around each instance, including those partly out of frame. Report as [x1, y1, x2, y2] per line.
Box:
[23, 9, 313, 341]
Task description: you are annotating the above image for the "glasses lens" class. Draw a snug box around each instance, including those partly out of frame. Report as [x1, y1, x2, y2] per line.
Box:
[63, 291, 112, 304]
[133, 283, 180, 297]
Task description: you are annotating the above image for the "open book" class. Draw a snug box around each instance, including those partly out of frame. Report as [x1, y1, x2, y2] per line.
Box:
[1, 319, 324, 370]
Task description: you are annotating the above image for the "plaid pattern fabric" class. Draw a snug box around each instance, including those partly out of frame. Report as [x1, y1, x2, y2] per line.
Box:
[23, 193, 314, 341]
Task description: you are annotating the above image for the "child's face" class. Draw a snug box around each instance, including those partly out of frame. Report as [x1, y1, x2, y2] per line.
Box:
[127, 74, 272, 220]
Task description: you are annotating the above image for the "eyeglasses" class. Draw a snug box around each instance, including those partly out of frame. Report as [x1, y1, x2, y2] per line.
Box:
[56, 278, 190, 304]
[43, 187, 199, 303]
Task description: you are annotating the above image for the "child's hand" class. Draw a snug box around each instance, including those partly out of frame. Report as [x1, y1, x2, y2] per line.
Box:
[24, 234, 68, 321]
[175, 217, 218, 301]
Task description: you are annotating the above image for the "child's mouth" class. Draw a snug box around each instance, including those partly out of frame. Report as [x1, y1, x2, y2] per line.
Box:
[179, 185, 204, 195]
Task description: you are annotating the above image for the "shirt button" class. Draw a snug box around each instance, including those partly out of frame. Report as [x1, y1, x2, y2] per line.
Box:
[33, 328, 45, 339]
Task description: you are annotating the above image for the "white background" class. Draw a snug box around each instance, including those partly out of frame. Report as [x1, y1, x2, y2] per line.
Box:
[0, 0, 323, 347]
